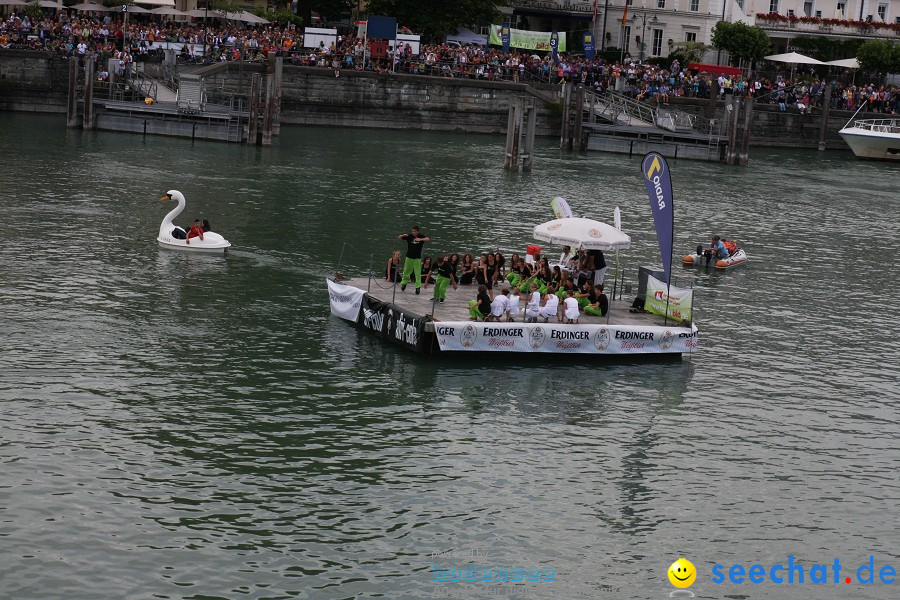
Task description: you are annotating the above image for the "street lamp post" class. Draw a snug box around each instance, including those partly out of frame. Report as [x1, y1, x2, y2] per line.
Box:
[632, 11, 658, 64]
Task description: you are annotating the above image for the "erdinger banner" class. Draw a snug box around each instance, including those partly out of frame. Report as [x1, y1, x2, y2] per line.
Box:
[435, 322, 698, 354]
[641, 152, 674, 285]
[327, 279, 365, 321]
[357, 294, 427, 353]
[644, 275, 693, 323]
[489, 25, 567, 52]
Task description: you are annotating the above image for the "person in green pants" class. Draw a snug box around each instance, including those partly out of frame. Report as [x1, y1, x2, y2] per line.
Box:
[397, 226, 431, 294]
[430, 255, 457, 303]
[581, 283, 609, 317]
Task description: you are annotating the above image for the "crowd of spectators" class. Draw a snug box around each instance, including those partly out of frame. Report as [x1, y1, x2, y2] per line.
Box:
[2, 8, 897, 114]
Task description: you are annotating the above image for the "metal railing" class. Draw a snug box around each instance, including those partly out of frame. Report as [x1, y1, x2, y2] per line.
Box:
[586, 89, 719, 135]
[851, 118, 900, 133]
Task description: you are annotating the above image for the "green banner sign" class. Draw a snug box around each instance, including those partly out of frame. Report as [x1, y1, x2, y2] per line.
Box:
[644, 275, 693, 324]
[489, 25, 567, 52]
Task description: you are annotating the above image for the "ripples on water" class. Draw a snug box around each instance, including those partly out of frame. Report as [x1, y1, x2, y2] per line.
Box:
[0, 114, 898, 599]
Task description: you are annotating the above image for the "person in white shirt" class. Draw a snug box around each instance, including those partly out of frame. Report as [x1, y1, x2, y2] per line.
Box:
[506, 288, 520, 322]
[539, 287, 560, 323]
[563, 290, 580, 324]
[525, 282, 542, 322]
[488, 289, 509, 322]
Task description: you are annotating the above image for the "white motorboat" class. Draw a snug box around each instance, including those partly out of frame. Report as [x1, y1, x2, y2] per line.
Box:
[838, 118, 900, 162]
[157, 190, 231, 253]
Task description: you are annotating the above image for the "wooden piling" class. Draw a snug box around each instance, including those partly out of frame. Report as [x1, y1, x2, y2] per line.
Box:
[272, 57, 283, 136]
[559, 83, 571, 150]
[818, 83, 833, 152]
[504, 96, 522, 171]
[82, 58, 95, 130]
[739, 98, 754, 166]
[522, 98, 536, 172]
[248, 72, 261, 145]
[262, 75, 274, 146]
[573, 85, 584, 151]
[67, 56, 79, 129]
[707, 79, 719, 121]
[726, 97, 741, 165]
[262, 56, 275, 146]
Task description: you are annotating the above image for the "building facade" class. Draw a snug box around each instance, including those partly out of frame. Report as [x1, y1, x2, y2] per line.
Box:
[501, 0, 899, 59]
[733, 0, 900, 54]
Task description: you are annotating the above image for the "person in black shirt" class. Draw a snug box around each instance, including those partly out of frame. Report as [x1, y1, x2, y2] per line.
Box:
[459, 253, 477, 285]
[468, 285, 491, 321]
[581, 282, 608, 317]
[429, 255, 457, 303]
[396, 226, 431, 294]
[589, 249, 608, 285]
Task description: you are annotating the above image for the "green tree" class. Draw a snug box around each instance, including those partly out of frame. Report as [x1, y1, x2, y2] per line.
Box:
[668, 41, 712, 64]
[856, 39, 900, 75]
[364, 0, 507, 41]
[710, 21, 771, 66]
[294, 0, 353, 29]
[789, 35, 864, 62]
[210, 0, 242, 15]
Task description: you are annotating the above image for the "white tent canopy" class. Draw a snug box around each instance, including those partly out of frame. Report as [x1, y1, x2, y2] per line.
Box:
[827, 57, 860, 69]
[69, 2, 112, 11]
[764, 52, 825, 65]
[533, 218, 631, 251]
[150, 6, 186, 16]
[234, 10, 269, 24]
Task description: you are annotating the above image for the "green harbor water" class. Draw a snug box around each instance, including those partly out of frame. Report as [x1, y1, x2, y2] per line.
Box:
[0, 113, 898, 600]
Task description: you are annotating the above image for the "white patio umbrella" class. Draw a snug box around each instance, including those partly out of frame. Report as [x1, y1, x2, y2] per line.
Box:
[235, 10, 269, 24]
[185, 8, 226, 18]
[69, 2, 112, 11]
[826, 57, 860, 69]
[533, 217, 631, 251]
[125, 5, 151, 13]
[132, 0, 175, 5]
[764, 52, 825, 65]
[150, 6, 187, 16]
[0, 0, 27, 6]
[37, 0, 63, 7]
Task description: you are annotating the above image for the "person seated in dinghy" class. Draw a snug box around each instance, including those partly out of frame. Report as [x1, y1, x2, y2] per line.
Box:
[711, 236, 730, 260]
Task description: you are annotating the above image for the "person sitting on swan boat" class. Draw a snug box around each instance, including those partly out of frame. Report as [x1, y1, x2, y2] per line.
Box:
[186, 219, 204, 245]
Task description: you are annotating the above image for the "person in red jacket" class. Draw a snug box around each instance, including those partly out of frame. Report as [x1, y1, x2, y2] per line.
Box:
[186, 219, 204, 245]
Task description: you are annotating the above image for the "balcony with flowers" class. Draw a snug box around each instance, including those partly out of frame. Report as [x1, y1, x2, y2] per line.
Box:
[755, 12, 900, 38]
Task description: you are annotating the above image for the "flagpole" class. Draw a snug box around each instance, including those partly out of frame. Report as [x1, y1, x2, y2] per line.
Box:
[664, 195, 674, 327]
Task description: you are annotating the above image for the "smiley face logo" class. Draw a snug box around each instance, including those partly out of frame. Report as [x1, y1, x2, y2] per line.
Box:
[668, 558, 696, 588]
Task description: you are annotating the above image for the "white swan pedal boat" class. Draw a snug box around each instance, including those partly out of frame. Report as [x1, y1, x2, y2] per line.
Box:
[157, 190, 231, 253]
[683, 244, 747, 269]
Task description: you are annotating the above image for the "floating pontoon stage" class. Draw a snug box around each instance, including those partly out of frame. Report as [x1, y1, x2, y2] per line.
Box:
[327, 277, 699, 360]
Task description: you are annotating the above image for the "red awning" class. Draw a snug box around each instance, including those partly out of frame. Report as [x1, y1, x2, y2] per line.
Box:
[688, 63, 742, 76]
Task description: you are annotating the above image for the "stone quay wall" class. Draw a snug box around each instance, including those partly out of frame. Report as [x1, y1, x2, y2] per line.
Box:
[0, 50, 878, 150]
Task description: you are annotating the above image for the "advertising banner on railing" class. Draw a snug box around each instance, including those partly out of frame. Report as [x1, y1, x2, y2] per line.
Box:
[357, 294, 428, 354]
[434, 322, 697, 354]
[489, 25, 567, 52]
[327, 279, 365, 322]
[644, 275, 693, 323]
